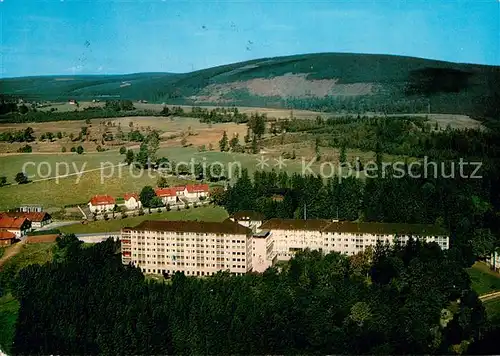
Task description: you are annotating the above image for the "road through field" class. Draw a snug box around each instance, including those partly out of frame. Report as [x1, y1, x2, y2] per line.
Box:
[479, 290, 500, 302]
[0, 240, 26, 270]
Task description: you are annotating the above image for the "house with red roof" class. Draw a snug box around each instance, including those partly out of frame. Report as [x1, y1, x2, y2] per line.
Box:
[173, 185, 187, 196]
[0, 216, 32, 237]
[0, 231, 17, 246]
[185, 184, 210, 200]
[88, 195, 116, 213]
[155, 187, 178, 205]
[124, 193, 142, 210]
[0, 211, 52, 228]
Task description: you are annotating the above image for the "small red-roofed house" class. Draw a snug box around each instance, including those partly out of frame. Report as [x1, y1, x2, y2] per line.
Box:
[185, 184, 209, 200]
[124, 193, 142, 210]
[0, 211, 51, 228]
[173, 185, 187, 196]
[88, 195, 116, 213]
[155, 188, 177, 205]
[0, 231, 16, 246]
[0, 217, 31, 237]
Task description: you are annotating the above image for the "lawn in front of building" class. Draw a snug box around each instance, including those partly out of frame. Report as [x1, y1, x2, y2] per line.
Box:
[59, 205, 229, 234]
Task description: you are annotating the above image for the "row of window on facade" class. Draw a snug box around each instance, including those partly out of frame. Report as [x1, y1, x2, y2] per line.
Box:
[140, 268, 245, 276]
[129, 236, 247, 244]
[133, 253, 246, 262]
[137, 262, 247, 268]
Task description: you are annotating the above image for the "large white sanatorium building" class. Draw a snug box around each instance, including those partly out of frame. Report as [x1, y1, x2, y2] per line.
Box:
[121, 214, 449, 276]
[121, 220, 254, 276]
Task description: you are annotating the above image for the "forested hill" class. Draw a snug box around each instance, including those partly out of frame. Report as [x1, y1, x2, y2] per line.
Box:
[1, 53, 499, 119]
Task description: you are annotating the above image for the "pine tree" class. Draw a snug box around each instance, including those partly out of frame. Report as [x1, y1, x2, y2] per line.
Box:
[251, 135, 259, 154]
[219, 131, 229, 152]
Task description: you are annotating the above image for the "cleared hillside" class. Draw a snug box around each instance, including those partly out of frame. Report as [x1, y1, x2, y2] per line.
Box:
[1, 53, 499, 119]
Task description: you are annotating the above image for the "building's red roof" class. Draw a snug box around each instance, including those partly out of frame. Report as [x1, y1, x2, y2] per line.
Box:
[25, 234, 60, 244]
[0, 211, 50, 222]
[89, 195, 115, 206]
[155, 187, 177, 197]
[186, 184, 209, 193]
[124, 193, 139, 201]
[173, 185, 186, 192]
[0, 231, 16, 240]
[0, 217, 29, 230]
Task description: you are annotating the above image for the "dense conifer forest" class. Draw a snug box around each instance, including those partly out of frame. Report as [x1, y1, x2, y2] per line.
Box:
[5, 235, 491, 355]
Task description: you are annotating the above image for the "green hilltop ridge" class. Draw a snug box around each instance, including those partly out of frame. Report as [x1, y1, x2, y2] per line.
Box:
[2, 52, 499, 119]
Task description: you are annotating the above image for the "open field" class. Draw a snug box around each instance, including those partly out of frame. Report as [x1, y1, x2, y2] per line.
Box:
[0, 166, 196, 211]
[40, 101, 327, 120]
[59, 205, 228, 234]
[1, 243, 55, 272]
[0, 141, 411, 210]
[39, 102, 484, 128]
[483, 298, 500, 323]
[0, 116, 248, 154]
[467, 262, 500, 296]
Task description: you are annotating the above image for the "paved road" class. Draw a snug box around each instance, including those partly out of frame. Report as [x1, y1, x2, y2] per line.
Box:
[479, 290, 500, 302]
[76, 232, 120, 243]
[37, 221, 80, 231]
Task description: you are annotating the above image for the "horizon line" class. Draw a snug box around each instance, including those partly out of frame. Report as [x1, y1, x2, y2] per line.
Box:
[1, 51, 499, 80]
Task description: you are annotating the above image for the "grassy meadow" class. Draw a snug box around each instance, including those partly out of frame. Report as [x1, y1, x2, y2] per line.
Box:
[0, 141, 413, 211]
[467, 262, 500, 296]
[59, 205, 228, 234]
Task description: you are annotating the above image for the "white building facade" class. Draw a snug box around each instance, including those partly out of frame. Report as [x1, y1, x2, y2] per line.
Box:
[88, 195, 116, 213]
[121, 220, 253, 276]
[259, 219, 449, 261]
[124, 194, 142, 210]
[250, 230, 277, 273]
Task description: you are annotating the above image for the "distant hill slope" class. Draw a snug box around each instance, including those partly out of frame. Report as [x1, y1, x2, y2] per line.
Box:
[1, 53, 499, 119]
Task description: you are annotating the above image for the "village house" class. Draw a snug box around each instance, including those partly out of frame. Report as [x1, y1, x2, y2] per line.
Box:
[184, 184, 210, 200]
[88, 195, 116, 213]
[1, 212, 52, 229]
[0, 216, 32, 238]
[0, 231, 17, 246]
[124, 193, 142, 210]
[155, 188, 178, 205]
[173, 185, 187, 196]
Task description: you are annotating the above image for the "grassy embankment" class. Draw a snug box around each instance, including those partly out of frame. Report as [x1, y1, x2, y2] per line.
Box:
[59, 205, 229, 234]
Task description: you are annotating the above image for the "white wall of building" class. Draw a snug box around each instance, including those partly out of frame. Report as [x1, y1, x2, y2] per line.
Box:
[122, 229, 252, 276]
[124, 197, 142, 210]
[88, 203, 115, 213]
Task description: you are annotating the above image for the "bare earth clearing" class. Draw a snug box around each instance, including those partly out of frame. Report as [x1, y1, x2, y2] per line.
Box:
[193, 73, 375, 102]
